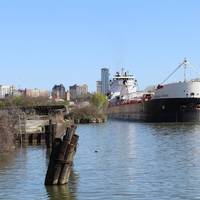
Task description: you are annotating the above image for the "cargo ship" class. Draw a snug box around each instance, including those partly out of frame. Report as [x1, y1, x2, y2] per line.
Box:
[108, 59, 200, 122]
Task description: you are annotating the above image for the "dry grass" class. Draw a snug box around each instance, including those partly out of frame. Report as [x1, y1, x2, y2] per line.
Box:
[0, 109, 20, 152]
[69, 105, 106, 122]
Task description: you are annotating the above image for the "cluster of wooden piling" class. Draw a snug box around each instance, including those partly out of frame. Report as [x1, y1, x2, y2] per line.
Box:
[45, 125, 79, 185]
[16, 133, 46, 145]
[15, 120, 56, 147]
[15, 116, 79, 186]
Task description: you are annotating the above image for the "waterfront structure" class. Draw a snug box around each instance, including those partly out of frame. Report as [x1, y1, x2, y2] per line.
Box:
[101, 68, 110, 95]
[69, 84, 88, 100]
[52, 84, 66, 99]
[0, 85, 16, 99]
[96, 81, 102, 93]
[25, 88, 49, 98]
[108, 59, 200, 122]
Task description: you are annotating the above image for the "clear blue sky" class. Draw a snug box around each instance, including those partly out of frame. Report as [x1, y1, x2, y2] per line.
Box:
[0, 0, 200, 91]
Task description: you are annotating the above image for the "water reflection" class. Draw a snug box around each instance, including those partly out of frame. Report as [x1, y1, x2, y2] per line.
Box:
[45, 169, 79, 200]
[0, 151, 17, 171]
[1, 121, 200, 199]
[147, 122, 200, 134]
[76, 120, 200, 199]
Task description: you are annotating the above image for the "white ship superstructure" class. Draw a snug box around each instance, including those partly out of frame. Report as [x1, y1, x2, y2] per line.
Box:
[109, 69, 146, 102]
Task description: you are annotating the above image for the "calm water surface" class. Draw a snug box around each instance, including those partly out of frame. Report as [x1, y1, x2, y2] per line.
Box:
[1, 120, 200, 200]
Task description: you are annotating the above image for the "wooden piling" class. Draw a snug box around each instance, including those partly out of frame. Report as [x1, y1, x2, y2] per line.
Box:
[49, 127, 75, 185]
[45, 125, 79, 185]
[37, 133, 42, 144]
[32, 133, 38, 145]
[58, 134, 79, 184]
[22, 134, 29, 144]
[28, 134, 33, 144]
[45, 120, 56, 149]
[44, 138, 62, 185]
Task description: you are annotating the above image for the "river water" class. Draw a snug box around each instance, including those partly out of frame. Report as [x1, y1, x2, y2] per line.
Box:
[1, 120, 200, 200]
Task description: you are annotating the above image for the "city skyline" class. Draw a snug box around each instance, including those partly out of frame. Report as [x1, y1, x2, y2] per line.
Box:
[1, 0, 200, 91]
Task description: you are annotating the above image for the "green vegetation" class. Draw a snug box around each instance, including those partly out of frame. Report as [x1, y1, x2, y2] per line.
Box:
[0, 96, 69, 108]
[90, 93, 108, 111]
[0, 101, 5, 109]
[72, 93, 92, 102]
[68, 93, 108, 123]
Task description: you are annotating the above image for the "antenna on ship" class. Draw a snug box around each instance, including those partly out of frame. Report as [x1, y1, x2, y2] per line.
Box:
[183, 58, 189, 82]
[121, 67, 124, 75]
[161, 58, 191, 84]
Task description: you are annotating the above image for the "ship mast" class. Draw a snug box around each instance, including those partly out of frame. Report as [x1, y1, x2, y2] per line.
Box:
[183, 58, 188, 82]
[121, 67, 124, 75]
[161, 58, 190, 84]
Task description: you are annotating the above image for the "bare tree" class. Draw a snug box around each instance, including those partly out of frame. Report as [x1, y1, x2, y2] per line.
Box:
[0, 109, 21, 152]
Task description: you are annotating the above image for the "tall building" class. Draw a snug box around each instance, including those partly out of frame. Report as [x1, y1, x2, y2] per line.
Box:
[69, 84, 88, 100]
[101, 68, 109, 95]
[96, 81, 102, 93]
[52, 84, 66, 99]
[25, 88, 49, 98]
[65, 90, 70, 101]
[0, 85, 16, 99]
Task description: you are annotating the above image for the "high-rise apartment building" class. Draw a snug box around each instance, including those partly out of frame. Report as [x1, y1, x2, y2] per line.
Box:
[52, 84, 66, 99]
[24, 88, 49, 98]
[101, 68, 109, 95]
[0, 85, 16, 99]
[96, 81, 102, 93]
[69, 84, 88, 100]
